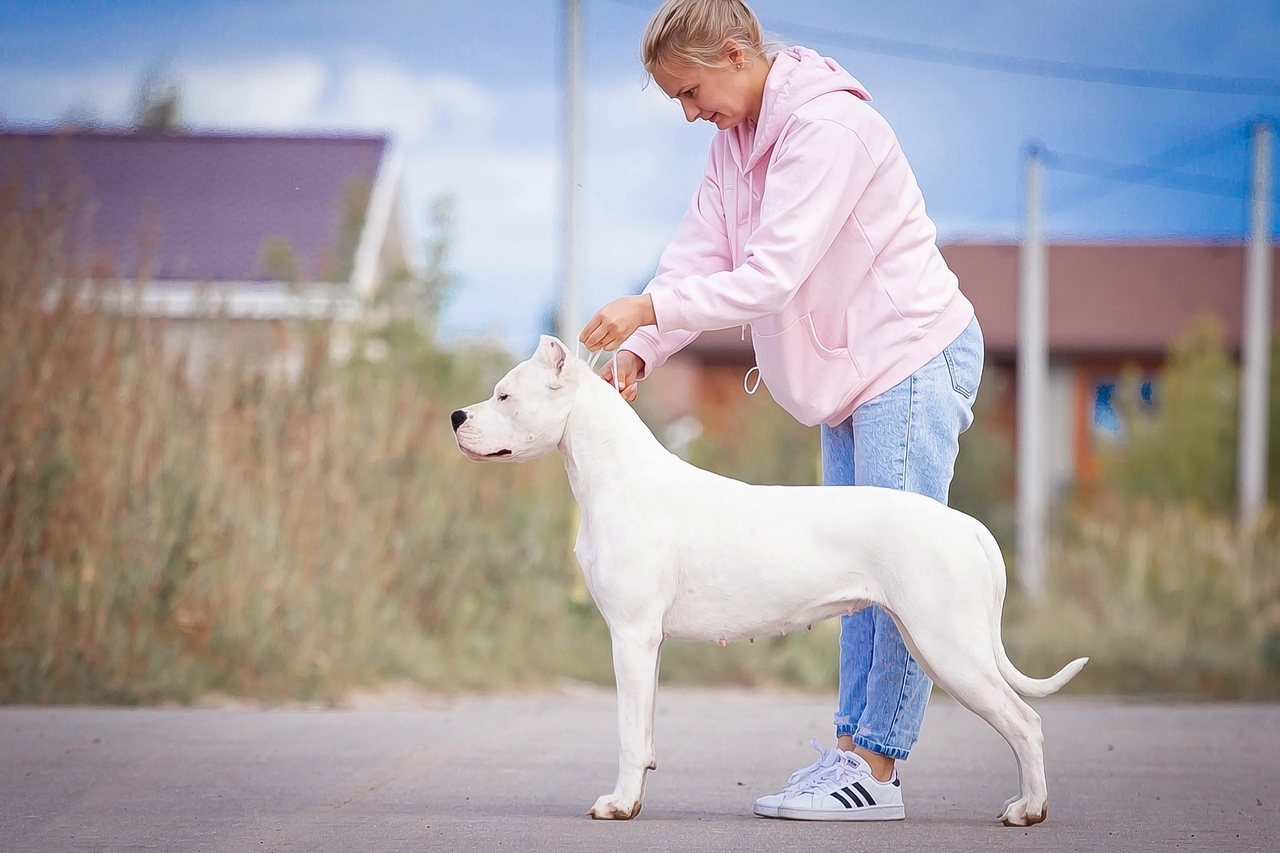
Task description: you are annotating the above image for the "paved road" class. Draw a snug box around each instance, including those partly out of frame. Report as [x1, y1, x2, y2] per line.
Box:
[1, 688, 1277, 852]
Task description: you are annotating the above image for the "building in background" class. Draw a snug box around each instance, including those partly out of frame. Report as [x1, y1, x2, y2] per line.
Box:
[643, 241, 1280, 495]
[0, 129, 413, 376]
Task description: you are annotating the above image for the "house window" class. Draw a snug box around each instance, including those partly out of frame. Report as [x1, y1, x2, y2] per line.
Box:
[1093, 378, 1155, 442]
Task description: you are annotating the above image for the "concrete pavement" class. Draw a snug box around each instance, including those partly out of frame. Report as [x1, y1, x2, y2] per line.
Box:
[2, 688, 1277, 852]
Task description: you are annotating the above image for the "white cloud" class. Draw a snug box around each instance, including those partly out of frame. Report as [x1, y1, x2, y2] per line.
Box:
[322, 67, 500, 149]
[411, 146, 558, 280]
[0, 68, 135, 125]
[400, 73, 730, 344]
[180, 58, 329, 129]
[578, 78, 716, 315]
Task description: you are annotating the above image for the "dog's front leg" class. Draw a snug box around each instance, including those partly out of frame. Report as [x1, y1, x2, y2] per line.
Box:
[589, 628, 662, 820]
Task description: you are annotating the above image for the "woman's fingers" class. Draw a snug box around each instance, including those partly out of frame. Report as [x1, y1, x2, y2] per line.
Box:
[599, 358, 639, 401]
[578, 315, 605, 350]
[579, 310, 613, 351]
[580, 296, 653, 352]
[580, 326, 611, 353]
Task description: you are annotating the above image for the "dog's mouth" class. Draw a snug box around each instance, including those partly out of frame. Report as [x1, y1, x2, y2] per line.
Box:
[459, 442, 514, 461]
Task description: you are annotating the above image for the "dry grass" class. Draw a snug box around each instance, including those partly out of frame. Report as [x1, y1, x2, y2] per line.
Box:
[0, 290, 594, 702]
[0, 173, 603, 703]
[1005, 503, 1280, 699]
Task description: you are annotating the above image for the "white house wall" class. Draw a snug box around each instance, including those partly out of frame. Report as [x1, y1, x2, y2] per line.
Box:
[352, 153, 407, 298]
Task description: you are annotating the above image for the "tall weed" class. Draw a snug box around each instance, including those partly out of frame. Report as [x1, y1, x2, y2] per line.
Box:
[1007, 503, 1280, 698]
[0, 172, 595, 702]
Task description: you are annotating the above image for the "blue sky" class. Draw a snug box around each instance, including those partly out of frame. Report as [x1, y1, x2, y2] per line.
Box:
[1, 0, 1278, 351]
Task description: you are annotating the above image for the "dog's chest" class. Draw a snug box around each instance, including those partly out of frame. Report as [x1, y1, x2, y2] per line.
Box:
[571, 510, 609, 603]
[572, 518, 598, 569]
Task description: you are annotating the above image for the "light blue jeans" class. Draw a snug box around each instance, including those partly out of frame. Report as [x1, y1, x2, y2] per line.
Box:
[821, 316, 984, 760]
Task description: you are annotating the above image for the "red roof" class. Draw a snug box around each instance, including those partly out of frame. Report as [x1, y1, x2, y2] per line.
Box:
[0, 129, 388, 284]
[946, 242, 1280, 358]
[684, 242, 1280, 361]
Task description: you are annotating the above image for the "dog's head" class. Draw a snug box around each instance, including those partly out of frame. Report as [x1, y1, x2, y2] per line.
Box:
[451, 335, 579, 463]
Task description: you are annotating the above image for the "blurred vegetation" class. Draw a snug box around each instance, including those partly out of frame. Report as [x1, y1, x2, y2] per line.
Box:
[133, 63, 184, 134]
[2, 163, 1278, 705]
[0, 166, 602, 703]
[1017, 503, 1280, 699]
[1098, 313, 1239, 511]
[1097, 311, 1280, 511]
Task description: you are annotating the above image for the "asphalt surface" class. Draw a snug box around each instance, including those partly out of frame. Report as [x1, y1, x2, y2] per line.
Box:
[1, 687, 1277, 852]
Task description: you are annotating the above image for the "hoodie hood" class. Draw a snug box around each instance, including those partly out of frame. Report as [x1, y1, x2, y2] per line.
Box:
[733, 46, 873, 173]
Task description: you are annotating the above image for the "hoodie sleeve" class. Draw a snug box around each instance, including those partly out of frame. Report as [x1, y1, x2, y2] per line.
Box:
[648, 116, 875, 332]
[620, 148, 734, 378]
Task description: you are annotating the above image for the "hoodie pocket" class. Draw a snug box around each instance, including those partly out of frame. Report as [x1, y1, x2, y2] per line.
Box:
[752, 313, 861, 427]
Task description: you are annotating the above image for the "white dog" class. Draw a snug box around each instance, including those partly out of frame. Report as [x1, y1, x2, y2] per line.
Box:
[451, 336, 1086, 826]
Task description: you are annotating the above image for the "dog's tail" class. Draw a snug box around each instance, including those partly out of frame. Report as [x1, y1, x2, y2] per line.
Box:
[975, 525, 1089, 698]
[999, 649, 1089, 698]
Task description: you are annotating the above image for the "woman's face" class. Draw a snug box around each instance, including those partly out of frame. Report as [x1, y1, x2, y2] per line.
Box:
[652, 46, 765, 130]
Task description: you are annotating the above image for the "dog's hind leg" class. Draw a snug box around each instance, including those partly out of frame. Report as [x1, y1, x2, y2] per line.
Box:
[896, 620, 1049, 827]
[962, 677, 1046, 827]
[589, 626, 663, 820]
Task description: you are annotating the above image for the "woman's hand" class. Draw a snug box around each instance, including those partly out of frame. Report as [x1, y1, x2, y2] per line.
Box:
[579, 295, 656, 354]
[599, 351, 645, 403]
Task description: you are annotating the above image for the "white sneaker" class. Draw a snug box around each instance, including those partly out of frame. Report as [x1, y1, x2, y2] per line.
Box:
[752, 739, 839, 818]
[775, 750, 905, 821]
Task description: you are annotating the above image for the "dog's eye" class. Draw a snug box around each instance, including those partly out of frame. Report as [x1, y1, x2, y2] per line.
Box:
[497, 393, 509, 402]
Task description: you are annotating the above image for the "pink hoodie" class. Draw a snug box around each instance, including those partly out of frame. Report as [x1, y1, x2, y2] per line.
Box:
[622, 47, 975, 428]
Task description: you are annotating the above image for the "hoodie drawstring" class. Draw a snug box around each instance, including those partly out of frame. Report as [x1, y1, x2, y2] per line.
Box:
[742, 169, 761, 396]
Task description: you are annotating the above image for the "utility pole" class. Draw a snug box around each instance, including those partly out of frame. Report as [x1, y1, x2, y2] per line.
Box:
[1018, 144, 1049, 599]
[1238, 119, 1274, 524]
[558, 0, 583, 346]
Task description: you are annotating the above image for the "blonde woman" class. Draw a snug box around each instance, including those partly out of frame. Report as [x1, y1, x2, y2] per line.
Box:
[580, 0, 983, 821]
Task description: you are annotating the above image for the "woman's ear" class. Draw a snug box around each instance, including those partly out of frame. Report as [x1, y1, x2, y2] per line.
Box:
[722, 38, 746, 68]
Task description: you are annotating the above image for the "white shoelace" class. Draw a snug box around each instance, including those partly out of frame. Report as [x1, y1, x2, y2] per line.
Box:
[781, 739, 839, 793]
[799, 750, 870, 794]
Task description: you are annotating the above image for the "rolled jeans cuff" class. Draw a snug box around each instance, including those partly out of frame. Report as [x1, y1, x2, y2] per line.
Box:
[852, 735, 914, 762]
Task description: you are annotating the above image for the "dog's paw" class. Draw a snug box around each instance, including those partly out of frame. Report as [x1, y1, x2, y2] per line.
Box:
[589, 794, 642, 820]
[998, 798, 1047, 827]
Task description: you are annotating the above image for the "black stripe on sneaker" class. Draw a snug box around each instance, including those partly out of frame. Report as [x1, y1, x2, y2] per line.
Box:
[851, 781, 877, 806]
[829, 790, 853, 809]
[841, 786, 864, 807]
[892, 777, 901, 788]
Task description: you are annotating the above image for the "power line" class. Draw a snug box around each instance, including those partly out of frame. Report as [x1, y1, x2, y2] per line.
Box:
[1042, 150, 1248, 199]
[1041, 122, 1256, 210]
[780, 21, 1280, 97]
[607, 0, 1280, 96]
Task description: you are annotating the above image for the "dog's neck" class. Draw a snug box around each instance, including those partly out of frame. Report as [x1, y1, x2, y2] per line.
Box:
[557, 363, 675, 507]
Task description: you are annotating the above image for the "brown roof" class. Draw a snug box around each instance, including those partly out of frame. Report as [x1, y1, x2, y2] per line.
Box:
[683, 242, 1280, 362]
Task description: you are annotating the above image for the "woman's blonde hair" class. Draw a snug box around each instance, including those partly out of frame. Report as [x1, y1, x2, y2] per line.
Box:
[641, 0, 776, 74]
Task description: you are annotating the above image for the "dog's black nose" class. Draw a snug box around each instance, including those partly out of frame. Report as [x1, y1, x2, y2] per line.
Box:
[450, 409, 468, 431]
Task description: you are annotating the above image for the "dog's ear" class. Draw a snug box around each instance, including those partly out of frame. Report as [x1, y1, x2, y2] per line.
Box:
[537, 335, 570, 387]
